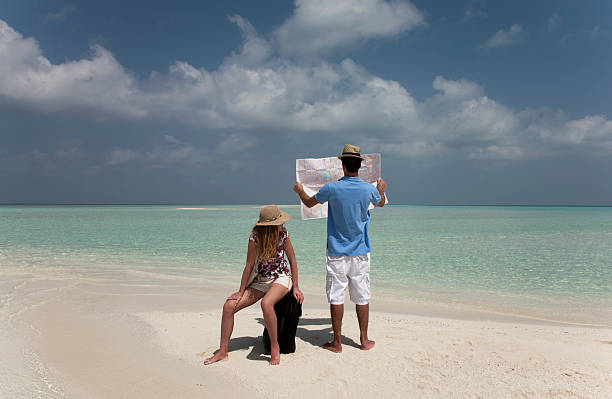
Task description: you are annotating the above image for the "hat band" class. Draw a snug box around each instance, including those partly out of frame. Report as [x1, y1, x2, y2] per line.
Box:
[261, 213, 281, 223]
[342, 151, 361, 156]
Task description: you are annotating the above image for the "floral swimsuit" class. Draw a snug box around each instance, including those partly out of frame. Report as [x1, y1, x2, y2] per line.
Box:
[249, 229, 290, 280]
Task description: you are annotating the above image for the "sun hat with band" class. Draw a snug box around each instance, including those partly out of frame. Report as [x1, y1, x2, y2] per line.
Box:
[338, 144, 364, 160]
[255, 204, 291, 226]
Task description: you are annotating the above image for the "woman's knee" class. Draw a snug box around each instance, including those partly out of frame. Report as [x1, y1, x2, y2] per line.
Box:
[223, 300, 237, 314]
[260, 297, 274, 311]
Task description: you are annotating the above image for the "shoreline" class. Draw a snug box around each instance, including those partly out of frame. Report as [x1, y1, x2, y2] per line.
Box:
[1, 265, 612, 398]
[3, 260, 610, 328]
[124, 266, 612, 328]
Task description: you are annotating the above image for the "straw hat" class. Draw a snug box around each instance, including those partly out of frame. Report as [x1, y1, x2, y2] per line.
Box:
[338, 144, 364, 160]
[255, 204, 291, 226]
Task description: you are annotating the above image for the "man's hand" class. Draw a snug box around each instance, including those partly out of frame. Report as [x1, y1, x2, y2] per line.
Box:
[294, 181, 319, 208]
[376, 178, 387, 207]
[293, 181, 304, 194]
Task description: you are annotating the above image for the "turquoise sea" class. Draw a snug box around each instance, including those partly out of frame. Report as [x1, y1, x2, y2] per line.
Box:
[1, 205, 611, 324]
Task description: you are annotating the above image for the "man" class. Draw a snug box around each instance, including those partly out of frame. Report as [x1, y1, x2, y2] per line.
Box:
[293, 144, 387, 352]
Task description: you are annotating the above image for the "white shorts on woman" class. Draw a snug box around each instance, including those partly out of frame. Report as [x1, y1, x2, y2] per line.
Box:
[249, 274, 292, 293]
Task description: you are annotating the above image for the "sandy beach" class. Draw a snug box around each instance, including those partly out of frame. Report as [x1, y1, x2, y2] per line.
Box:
[1, 266, 611, 399]
[3, 0, 612, 395]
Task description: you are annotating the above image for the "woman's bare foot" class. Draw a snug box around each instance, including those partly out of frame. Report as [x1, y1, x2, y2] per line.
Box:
[269, 344, 280, 365]
[322, 341, 342, 353]
[204, 351, 228, 365]
[360, 339, 375, 350]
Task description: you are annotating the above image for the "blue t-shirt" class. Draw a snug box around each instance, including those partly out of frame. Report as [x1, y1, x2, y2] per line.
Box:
[315, 177, 382, 257]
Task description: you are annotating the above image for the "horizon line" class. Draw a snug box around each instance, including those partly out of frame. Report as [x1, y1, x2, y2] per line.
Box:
[1, 203, 611, 207]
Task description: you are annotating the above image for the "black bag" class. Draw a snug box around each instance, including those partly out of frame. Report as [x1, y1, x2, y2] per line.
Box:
[263, 287, 302, 354]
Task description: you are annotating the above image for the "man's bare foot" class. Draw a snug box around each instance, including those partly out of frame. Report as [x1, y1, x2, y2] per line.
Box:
[204, 351, 228, 365]
[360, 339, 375, 350]
[322, 341, 342, 353]
[269, 345, 280, 365]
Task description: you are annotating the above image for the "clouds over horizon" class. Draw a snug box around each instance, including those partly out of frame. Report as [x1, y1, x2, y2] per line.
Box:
[1, 0, 611, 166]
[482, 24, 524, 48]
[0, 20, 144, 119]
[274, 0, 425, 57]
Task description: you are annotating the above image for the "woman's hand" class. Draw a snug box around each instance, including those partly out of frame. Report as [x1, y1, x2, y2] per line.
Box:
[227, 291, 243, 302]
[293, 287, 304, 304]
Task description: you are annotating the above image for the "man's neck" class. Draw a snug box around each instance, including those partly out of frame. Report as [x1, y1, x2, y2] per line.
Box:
[343, 172, 359, 178]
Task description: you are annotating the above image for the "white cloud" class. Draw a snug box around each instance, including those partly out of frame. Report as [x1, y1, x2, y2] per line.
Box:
[24, 149, 50, 162]
[468, 145, 524, 160]
[547, 13, 561, 32]
[483, 24, 523, 49]
[432, 76, 484, 99]
[42, 5, 76, 22]
[545, 115, 612, 149]
[163, 134, 185, 145]
[141, 133, 253, 172]
[274, 0, 425, 56]
[147, 55, 419, 135]
[225, 15, 272, 66]
[420, 79, 520, 159]
[146, 146, 198, 163]
[587, 26, 600, 39]
[463, 0, 487, 21]
[1, 17, 612, 162]
[55, 146, 85, 161]
[0, 20, 145, 118]
[106, 148, 139, 166]
[585, 26, 609, 40]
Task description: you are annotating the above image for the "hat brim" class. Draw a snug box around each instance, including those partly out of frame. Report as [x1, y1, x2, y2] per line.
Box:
[254, 210, 291, 226]
[338, 154, 364, 160]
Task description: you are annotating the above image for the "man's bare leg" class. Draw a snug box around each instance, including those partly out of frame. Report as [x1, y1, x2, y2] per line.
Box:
[261, 283, 289, 365]
[204, 288, 264, 365]
[323, 304, 343, 353]
[356, 303, 375, 350]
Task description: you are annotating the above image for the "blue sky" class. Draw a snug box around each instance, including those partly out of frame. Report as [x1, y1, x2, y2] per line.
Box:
[1, 0, 611, 205]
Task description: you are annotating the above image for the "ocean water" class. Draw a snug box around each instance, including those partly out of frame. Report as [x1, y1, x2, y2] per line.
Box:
[1, 205, 611, 324]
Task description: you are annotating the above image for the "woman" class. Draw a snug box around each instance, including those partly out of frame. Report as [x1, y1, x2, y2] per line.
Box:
[204, 205, 304, 365]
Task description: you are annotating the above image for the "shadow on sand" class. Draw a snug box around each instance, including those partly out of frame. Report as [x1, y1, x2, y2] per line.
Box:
[207, 315, 361, 363]
[254, 316, 361, 350]
[206, 335, 269, 362]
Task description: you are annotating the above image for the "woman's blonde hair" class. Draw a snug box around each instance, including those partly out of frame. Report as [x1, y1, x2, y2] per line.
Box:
[252, 225, 281, 261]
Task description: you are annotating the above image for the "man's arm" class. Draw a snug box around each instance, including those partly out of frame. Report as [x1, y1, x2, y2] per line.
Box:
[293, 182, 319, 208]
[376, 178, 387, 207]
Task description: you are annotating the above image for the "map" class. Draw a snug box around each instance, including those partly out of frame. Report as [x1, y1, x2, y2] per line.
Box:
[296, 153, 388, 220]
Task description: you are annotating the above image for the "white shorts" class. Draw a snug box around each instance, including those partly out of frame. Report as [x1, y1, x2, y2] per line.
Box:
[325, 252, 371, 305]
[249, 274, 291, 294]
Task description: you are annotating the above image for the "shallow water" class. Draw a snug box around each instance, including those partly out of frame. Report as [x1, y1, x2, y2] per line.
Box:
[1, 205, 611, 324]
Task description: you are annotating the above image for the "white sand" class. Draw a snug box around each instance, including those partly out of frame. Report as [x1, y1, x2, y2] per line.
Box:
[139, 308, 612, 398]
[2, 266, 611, 398]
